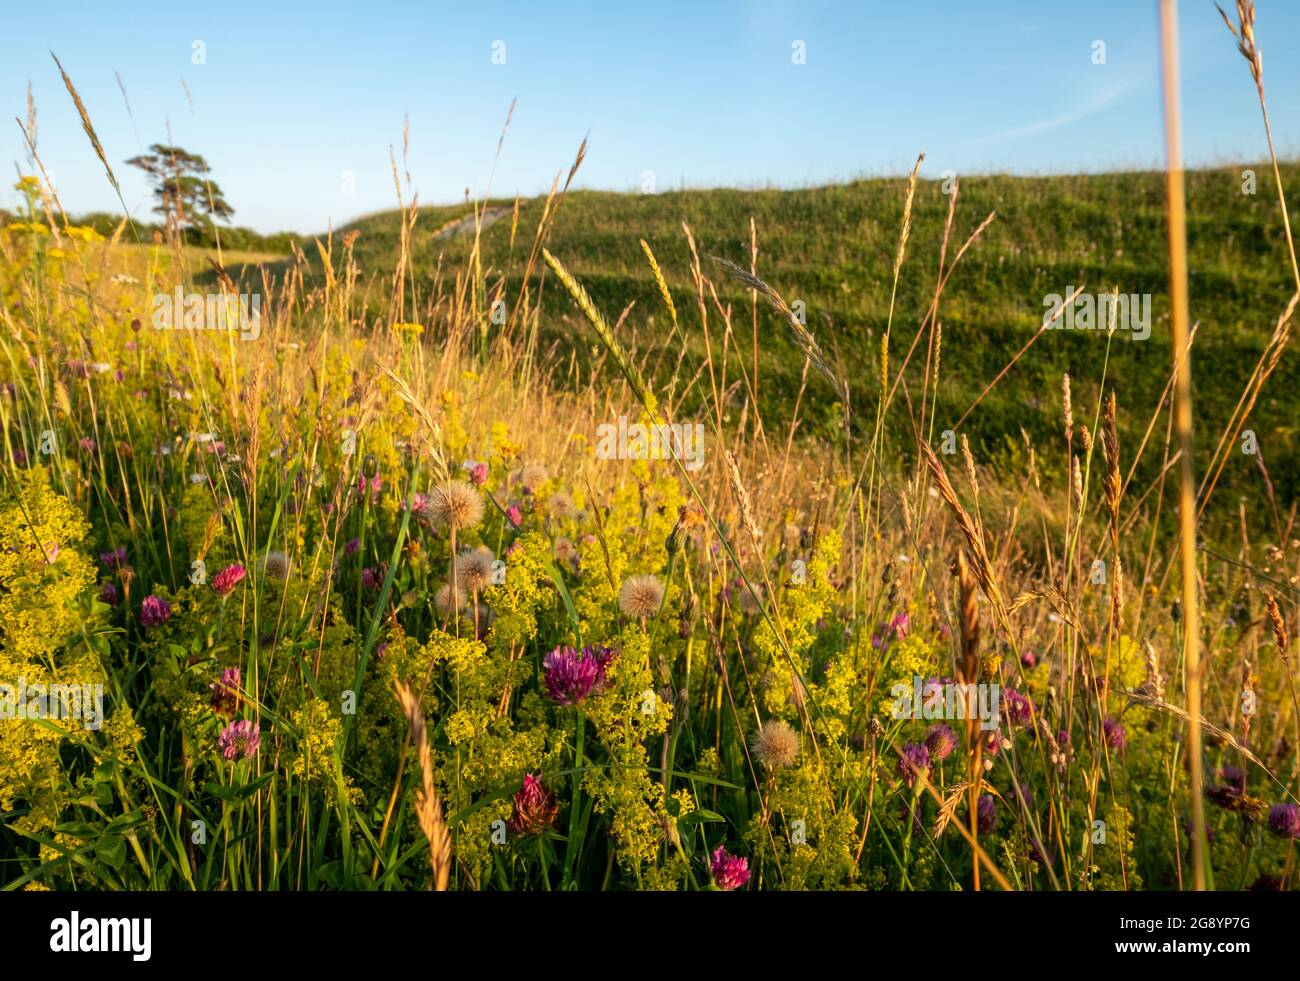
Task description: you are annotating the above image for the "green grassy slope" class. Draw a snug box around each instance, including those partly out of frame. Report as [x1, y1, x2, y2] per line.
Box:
[334, 164, 1300, 511]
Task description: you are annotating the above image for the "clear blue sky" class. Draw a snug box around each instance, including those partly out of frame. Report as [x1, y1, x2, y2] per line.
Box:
[4, 0, 1297, 233]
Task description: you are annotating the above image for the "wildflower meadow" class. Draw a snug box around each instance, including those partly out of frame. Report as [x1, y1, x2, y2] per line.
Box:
[1, 1, 1299, 912]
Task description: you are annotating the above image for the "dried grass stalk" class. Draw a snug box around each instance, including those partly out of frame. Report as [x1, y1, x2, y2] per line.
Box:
[394, 681, 452, 891]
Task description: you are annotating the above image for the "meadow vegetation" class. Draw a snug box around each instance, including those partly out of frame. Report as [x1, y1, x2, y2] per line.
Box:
[1, 4, 1298, 891]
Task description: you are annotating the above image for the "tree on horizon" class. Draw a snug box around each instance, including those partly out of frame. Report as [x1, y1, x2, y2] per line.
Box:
[125, 144, 234, 236]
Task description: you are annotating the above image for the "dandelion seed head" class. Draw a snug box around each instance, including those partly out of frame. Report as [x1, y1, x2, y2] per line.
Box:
[263, 550, 291, 581]
[751, 719, 800, 769]
[456, 545, 496, 593]
[619, 573, 664, 619]
[546, 491, 577, 520]
[517, 462, 548, 493]
[434, 583, 466, 614]
[554, 536, 579, 566]
[427, 480, 485, 531]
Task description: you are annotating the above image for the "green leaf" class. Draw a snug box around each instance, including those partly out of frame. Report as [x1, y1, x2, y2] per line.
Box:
[104, 810, 147, 835]
[317, 859, 344, 889]
[678, 809, 726, 826]
[541, 559, 582, 645]
[203, 781, 238, 802]
[52, 822, 99, 839]
[95, 833, 126, 870]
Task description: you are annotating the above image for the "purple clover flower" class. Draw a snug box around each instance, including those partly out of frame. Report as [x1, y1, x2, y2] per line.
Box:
[218, 719, 261, 761]
[1103, 717, 1126, 750]
[897, 742, 931, 787]
[710, 846, 751, 891]
[140, 595, 172, 628]
[1219, 765, 1245, 791]
[99, 546, 127, 571]
[210, 667, 241, 715]
[1001, 688, 1033, 727]
[509, 774, 559, 834]
[889, 611, 910, 639]
[542, 644, 616, 705]
[1268, 803, 1300, 839]
[925, 723, 957, 762]
[211, 563, 247, 597]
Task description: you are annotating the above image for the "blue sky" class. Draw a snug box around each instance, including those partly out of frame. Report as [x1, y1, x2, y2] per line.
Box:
[4, 0, 1297, 233]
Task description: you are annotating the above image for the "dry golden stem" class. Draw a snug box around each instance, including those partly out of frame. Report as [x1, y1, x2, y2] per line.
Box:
[394, 681, 453, 891]
[1159, 0, 1206, 890]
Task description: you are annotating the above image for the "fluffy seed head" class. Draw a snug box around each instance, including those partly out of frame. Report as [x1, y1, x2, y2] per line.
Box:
[546, 491, 577, 520]
[619, 573, 664, 619]
[751, 719, 800, 769]
[554, 536, 579, 566]
[263, 550, 291, 581]
[456, 545, 496, 593]
[427, 480, 484, 531]
[517, 462, 548, 493]
[434, 582, 466, 614]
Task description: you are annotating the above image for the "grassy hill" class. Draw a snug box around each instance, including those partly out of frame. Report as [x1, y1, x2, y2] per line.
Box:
[306, 164, 1300, 514]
